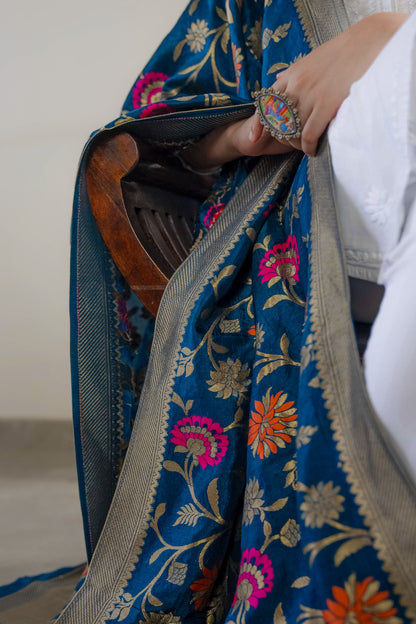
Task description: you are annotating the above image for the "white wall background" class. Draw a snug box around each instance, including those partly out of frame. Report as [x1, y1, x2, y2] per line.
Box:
[0, 0, 188, 420]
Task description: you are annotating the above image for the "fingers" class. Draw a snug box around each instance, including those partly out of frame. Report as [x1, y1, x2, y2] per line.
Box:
[248, 114, 264, 143]
[300, 103, 332, 156]
[273, 70, 325, 157]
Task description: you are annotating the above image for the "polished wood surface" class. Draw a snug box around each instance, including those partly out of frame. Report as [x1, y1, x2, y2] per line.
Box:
[85, 132, 210, 316]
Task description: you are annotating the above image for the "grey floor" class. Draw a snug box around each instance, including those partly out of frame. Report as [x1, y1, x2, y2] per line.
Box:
[0, 420, 86, 586]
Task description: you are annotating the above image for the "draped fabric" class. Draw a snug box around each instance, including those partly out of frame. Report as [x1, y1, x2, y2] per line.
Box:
[1, 1, 415, 623]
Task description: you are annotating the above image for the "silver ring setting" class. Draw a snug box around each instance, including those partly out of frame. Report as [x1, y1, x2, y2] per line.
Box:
[253, 88, 301, 140]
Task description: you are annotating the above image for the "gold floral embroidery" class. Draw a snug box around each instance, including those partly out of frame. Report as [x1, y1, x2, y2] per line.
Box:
[169, 4, 238, 93]
[300, 482, 344, 529]
[243, 478, 266, 525]
[280, 518, 301, 548]
[298, 482, 373, 567]
[185, 19, 210, 52]
[207, 358, 251, 400]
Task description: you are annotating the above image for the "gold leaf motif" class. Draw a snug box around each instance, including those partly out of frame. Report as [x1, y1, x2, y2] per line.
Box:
[246, 227, 257, 241]
[284, 469, 296, 488]
[284, 460, 296, 471]
[256, 359, 286, 383]
[149, 546, 167, 565]
[280, 332, 290, 354]
[172, 392, 186, 413]
[263, 294, 288, 309]
[207, 478, 221, 518]
[216, 6, 228, 21]
[262, 27, 273, 49]
[211, 265, 236, 299]
[189, 0, 200, 15]
[263, 520, 272, 537]
[272, 22, 291, 43]
[148, 593, 163, 607]
[297, 605, 325, 623]
[234, 407, 243, 422]
[184, 400, 194, 415]
[210, 93, 232, 106]
[296, 426, 318, 449]
[266, 496, 288, 512]
[163, 460, 186, 479]
[211, 341, 229, 353]
[221, 27, 230, 54]
[291, 576, 311, 589]
[333, 536, 372, 567]
[173, 39, 186, 62]
[154, 503, 166, 521]
[267, 62, 289, 74]
[274, 603, 287, 624]
[174, 503, 204, 527]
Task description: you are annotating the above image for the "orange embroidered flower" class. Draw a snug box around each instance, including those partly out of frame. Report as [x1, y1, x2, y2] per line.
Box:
[323, 575, 400, 624]
[190, 566, 219, 610]
[248, 388, 297, 459]
[232, 43, 244, 86]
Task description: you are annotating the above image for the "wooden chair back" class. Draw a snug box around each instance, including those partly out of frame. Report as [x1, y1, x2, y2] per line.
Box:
[85, 132, 212, 316]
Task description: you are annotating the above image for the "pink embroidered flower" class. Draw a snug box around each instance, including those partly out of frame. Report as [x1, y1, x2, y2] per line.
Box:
[139, 102, 175, 118]
[203, 203, 225, 230]
[258, 235, 300, 284]
[170, 416, 228, 469]
[232, 548, 274, 610]
[132, 72, 169, 108]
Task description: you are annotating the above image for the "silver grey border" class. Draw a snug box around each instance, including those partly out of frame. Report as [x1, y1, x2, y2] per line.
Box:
[308, 143, 416, 621]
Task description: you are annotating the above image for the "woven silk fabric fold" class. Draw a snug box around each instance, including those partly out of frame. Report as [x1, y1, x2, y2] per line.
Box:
[4, 0, 415, 623]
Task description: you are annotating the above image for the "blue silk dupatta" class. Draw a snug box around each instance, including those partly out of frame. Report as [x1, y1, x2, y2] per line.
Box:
[1, 1, 415, 623]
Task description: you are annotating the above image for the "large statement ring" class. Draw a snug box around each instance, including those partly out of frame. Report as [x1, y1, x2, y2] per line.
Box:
[253, 88, 301, 140]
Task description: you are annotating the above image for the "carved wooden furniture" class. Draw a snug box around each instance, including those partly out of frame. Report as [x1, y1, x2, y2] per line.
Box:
[85, 131, 371, 359]
[85, 132, 213, 316]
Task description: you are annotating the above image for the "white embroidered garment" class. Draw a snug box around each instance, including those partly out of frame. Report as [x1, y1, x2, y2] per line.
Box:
[329, 5, 416, 282]
[346, 0, 416, 23]
[329, 12, 416, 483]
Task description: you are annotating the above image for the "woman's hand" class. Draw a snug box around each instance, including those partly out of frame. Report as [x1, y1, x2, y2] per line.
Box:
[256, 11, 408, 156]
[181, 12, 408, 169]
[180, 113, 292, 173]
